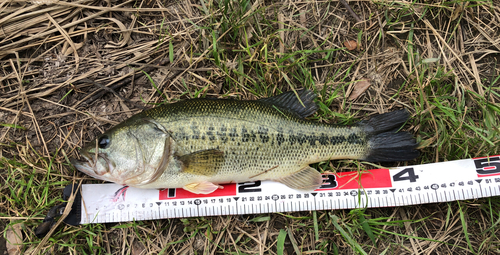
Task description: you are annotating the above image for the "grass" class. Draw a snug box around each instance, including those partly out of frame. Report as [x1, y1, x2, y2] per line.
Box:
[0, 0, 500, 254]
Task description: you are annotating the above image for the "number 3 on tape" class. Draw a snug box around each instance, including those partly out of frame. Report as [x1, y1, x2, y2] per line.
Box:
[392, 168, 419, 182]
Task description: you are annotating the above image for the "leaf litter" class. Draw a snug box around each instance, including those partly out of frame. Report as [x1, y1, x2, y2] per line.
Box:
[349, 79, 371, 100]
[5, 222, 23, 255]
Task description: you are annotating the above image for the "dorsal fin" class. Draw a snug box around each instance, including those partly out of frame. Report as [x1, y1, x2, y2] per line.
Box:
[258, 89, 318, 118]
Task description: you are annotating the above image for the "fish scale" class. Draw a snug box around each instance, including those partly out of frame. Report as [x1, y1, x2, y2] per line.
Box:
[71, 90, 419, 194]
[152, 101, 365, 172]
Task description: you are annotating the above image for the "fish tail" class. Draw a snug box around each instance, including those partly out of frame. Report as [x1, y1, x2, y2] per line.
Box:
[359, 109, 419, 162]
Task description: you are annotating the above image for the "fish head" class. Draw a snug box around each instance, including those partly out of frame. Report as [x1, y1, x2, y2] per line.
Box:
[71, 118, 172, 186]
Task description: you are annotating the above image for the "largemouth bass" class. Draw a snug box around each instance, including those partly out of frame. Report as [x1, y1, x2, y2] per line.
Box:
[71, 90, 418, 194]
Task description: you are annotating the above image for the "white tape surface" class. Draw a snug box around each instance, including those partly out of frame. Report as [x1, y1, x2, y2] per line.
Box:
[80, 155, 500, 224]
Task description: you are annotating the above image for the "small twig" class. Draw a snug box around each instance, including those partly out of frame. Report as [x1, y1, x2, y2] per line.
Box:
[423, 19, 477, 79]
[37, 97, 119, 125]
[80, 79, 146, 110]
[249, 165, 279, 179]
[64, 57, 213, 71]
[376, 10, 385, 51]
[0, 216, 44, 220]
[278, 14, 285, 54]
[9, 59, 50, 156]
[234, 226, 265, 246]
[46, 13, 80, 74]
[339, 0, 362, 24]
[81, 59, 169, 107]
[486, 58, 496, 102]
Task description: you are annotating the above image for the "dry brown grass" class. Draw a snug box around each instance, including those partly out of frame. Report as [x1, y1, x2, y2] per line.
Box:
[1, 0, 500, 254]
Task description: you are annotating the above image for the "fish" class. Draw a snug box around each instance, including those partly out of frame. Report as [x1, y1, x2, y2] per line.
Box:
[71, 89, 419, 194]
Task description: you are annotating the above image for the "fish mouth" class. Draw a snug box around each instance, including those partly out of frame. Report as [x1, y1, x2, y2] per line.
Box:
[71, 151, 114, 179]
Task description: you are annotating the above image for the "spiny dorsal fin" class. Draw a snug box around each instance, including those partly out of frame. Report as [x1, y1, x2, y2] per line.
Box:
[273, 166, 323, 191]
[178, 149, 225, 176]
[258, 89, 318, 118]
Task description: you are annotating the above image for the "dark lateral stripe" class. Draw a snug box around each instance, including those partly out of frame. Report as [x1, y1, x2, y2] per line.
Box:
[177, 126, 365, 147]
[207, 126, 215, 140]
[217, 126, 228, 143]
[258, 127, 270, 143]
[286, 132, 364, 147]
[241, 127, 257, 142]
[190, 125, 200, 139]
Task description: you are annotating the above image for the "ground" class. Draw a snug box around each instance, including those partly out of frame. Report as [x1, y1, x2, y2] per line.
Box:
[1, 0, 500, 254]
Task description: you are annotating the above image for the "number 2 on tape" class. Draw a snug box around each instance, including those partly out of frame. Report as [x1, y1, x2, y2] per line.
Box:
[392, 167, 419, 182]
[238, 181, 262, 193]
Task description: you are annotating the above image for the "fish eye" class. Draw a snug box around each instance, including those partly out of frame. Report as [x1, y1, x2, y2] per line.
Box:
[98, 135, 110, 149]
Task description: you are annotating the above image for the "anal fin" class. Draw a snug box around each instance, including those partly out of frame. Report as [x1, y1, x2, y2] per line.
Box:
[183, 181, 223, 194]
[274, 166, 323, 191]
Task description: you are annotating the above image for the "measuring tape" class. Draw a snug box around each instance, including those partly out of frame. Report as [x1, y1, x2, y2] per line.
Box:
[75, 155, 500, 224]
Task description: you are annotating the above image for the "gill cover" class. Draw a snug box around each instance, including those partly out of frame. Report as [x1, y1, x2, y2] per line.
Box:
[118, 118, 173, 186]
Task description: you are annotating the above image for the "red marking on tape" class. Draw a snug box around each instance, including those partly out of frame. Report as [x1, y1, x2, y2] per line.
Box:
[159, 183, 237, 200]
[473, 155, 500, 159]
[317, 169, 392, 191]
[477, 173, 500, 178]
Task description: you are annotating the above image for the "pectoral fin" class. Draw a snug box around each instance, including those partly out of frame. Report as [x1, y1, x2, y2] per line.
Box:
[183, 181, 224, 194]
[274, 166, 323, 191]
[178, 149, 224, 176]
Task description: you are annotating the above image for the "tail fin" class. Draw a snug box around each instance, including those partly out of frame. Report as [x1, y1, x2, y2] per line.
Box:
[358, 109, 419, 162]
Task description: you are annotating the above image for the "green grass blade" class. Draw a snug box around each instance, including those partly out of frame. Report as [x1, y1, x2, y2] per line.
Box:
[458, 202, 476, 254]
[277, 229, 287, 255]
[169, 41, 174, 63]
[330, 214, 367, 255]
[358, 211, 376, 247]
[313, 211, 319, 242]
[0, 123, 26, 130]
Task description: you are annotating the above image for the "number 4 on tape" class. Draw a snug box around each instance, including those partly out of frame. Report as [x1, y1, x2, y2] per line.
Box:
[393, 168, 419, 182]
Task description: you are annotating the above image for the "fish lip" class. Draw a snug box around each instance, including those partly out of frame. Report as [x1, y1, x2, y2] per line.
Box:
[71, 150, 94, 173]
[69, 157, 87, 167]
[71, 150, 92, 168]
[71, 150, 111, 175]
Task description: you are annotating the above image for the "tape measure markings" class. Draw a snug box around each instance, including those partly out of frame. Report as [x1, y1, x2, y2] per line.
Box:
[80, 155, 500, 224]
